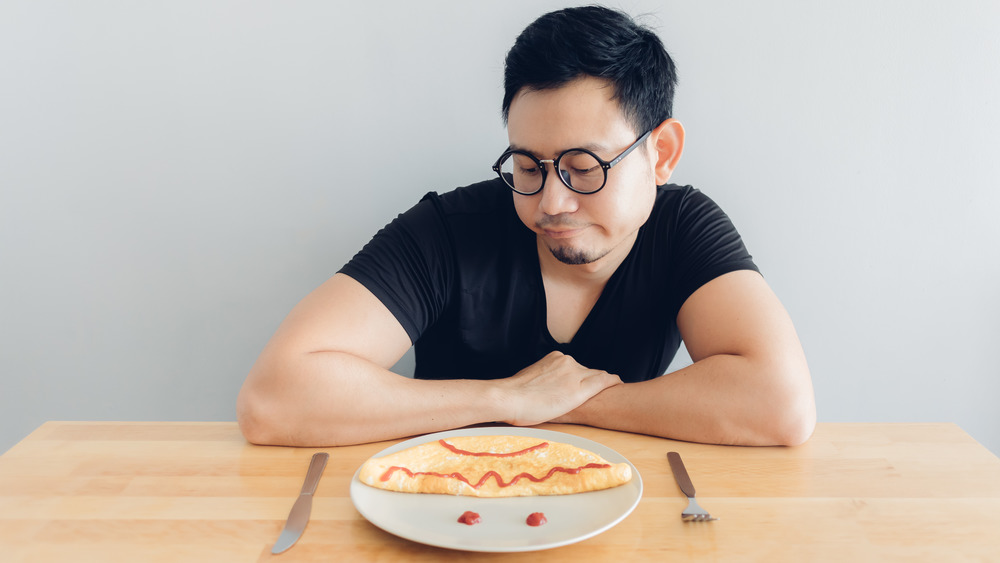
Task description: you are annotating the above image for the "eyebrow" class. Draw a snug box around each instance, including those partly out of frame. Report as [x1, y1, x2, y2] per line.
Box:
[507, 141, 612, 158]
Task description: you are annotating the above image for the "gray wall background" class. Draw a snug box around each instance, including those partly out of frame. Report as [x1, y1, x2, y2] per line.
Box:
[2, 1, 998, 455]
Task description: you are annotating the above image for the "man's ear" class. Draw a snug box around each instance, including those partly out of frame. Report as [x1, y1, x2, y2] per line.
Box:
[650, 118, 685, 185]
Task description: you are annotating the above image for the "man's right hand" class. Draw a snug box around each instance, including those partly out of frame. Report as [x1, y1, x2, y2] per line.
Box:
[496, 351, 622, 427]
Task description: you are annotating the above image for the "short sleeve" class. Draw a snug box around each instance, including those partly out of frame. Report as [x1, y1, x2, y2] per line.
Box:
[668, 188, 759, 310]
[338, 192, 454, 344]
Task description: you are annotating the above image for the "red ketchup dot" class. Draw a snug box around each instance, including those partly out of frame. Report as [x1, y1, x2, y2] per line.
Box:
[458, 511, 481, 525]
[526, 512, 547, 526]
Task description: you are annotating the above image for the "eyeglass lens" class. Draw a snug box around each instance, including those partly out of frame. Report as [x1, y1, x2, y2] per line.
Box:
[499, 150, 605, 194]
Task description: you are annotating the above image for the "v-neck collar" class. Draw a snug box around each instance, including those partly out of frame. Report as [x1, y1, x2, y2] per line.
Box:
[530, 225, 645, 348]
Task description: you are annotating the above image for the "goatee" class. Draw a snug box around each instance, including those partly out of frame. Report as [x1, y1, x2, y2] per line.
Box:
[548, 244, 609, 265]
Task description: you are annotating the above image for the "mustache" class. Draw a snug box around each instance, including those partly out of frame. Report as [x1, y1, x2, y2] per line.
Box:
[535, 214, 588, 230]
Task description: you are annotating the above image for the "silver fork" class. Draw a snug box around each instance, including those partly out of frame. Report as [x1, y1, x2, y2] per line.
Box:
[667, 452, 718, 522]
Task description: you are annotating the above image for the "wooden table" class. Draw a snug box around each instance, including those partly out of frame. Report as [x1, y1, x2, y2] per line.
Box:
[1, 422, 999, 561]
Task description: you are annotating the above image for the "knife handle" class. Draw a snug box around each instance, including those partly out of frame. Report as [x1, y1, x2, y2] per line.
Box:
[300, 452, 329, 495]
[667, 452, 696, 498]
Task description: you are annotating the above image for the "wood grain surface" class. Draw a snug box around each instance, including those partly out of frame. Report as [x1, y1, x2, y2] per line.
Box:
[1, 421, 998, 561]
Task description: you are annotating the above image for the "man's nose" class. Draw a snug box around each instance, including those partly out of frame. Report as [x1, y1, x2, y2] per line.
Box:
[538, 164, 579, 216]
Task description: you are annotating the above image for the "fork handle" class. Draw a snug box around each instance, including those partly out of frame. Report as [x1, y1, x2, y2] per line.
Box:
[667, 452, 697, 498]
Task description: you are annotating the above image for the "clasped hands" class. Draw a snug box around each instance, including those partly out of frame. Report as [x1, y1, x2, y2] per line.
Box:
[495, 351, 622, 427]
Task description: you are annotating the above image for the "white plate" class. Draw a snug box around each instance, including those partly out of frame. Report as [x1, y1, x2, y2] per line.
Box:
[349, 427, 642, 552]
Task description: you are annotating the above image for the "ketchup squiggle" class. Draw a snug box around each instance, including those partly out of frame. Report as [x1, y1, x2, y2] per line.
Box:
[379, 462, 611, 488]
[438, 439, 549, 457]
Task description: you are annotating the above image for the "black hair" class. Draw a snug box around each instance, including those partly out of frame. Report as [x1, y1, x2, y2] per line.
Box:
[501, 6, 677, 135]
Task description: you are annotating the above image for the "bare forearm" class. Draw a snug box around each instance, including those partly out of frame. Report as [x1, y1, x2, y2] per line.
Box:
[237, 351, 508, 447]
[558, 354, 816, 446]
[237, 349, 622, 447]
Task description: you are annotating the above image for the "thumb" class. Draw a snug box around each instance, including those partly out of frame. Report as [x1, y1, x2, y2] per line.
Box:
[582, 370, 622, 393]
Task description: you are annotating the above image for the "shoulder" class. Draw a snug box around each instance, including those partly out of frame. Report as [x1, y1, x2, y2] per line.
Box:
[647, 184, 740, 235]
[651, 184, 718, 215]
[415, 178, 522, 248]
[421, 178, 512, 218]
[381, 178, 512, 243]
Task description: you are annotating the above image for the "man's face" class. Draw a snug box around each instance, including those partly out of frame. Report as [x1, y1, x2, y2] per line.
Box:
[506, 77, 658, 268]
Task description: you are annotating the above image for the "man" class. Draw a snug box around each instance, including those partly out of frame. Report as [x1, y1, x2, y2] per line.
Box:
[237, 6, 815, 447]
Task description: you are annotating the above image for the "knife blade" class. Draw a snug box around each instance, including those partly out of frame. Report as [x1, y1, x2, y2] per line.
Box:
[271, 452, 329, 554]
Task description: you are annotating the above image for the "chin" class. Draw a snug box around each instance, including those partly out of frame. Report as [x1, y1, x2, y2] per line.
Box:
[549, 245, 608, 265]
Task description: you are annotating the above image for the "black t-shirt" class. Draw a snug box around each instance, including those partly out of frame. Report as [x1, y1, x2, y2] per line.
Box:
[339, 178, 758, 383]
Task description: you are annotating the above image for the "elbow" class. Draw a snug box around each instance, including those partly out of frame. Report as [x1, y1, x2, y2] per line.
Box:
[237, 357, 360, 448]
[237, 384, 276, 446]
[771, 401, 816, 446]
[237, 371, 296, 446]
[767, 366, 816, 447]
[746, 398, 814, 447]
[732, 354, 815, 447]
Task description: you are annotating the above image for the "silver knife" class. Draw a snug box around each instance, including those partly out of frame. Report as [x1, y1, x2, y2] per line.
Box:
[271, 452, 329, 554]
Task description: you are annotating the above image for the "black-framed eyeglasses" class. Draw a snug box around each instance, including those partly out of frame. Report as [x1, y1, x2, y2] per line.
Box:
[492, 130, 652, 195]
